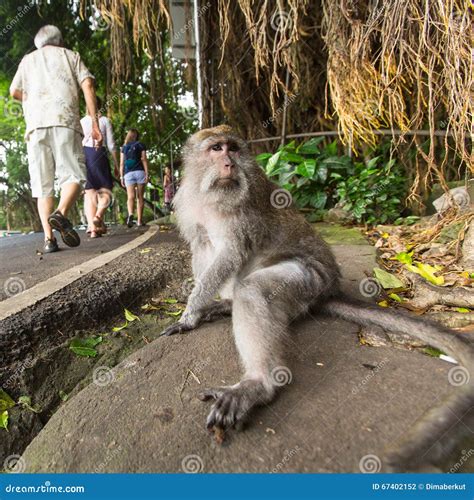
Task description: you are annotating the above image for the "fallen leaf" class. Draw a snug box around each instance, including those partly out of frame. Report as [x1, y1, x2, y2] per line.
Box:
[456, 308, 470, 313]
[405, 262, 444, 286]
[124, 309, 140, 322]
[0, 410, 8, 429]
[112, 322, 128, 333]
[139, 248, 152, 254]
[69, 336, 103, 357]
[0, 389, 15, 412]
[373, 268, 404, 289]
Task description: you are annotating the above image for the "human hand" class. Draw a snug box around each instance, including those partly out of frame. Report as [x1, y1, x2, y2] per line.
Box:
[92, 121, 103, 149]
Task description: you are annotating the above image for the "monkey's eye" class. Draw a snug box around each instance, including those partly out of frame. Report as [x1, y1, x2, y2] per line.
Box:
[211, 144, 222, 151]
[229, 144, 240, 152]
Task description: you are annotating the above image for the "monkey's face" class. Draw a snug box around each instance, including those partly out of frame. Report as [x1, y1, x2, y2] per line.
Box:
[196, 138, 250, 207]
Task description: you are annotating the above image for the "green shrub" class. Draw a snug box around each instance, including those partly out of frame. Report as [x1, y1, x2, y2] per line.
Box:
[255, 138, 353, 211]
[334, 156, 406, 225]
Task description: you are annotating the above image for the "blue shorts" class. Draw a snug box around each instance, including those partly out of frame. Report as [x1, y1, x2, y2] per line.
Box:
[124, 170, 146, 187]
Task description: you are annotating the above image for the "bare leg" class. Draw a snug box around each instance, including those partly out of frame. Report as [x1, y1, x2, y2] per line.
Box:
[96, 189, 111, 219]
[37, 197, 55, 240]
[84, 189, 97, 231]
[126, 185, 136, 217]
[57, 182, 81, 218]
[136, 183, 145, 225]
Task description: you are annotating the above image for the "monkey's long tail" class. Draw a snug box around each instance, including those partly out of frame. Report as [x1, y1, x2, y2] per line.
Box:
[322, 295, 474, 368]
[321, 295, 474, 471]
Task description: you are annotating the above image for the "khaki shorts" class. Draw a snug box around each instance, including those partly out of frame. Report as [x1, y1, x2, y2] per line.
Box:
[26, 126, 86, 198]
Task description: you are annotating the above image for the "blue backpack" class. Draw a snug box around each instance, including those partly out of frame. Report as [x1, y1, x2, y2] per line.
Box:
[123, 142, 144, 172]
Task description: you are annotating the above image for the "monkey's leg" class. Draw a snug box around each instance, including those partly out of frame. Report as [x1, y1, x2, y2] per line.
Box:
[201, 299, 232, 322]
[200, 261, 321, 430]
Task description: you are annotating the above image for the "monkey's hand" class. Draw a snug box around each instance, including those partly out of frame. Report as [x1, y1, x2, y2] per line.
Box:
[160, 308, 202, 337]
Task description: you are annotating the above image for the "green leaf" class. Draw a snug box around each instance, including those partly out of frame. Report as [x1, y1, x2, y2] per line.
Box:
[389, 293, 402, 302]
[373, 268, 404, 289]
[0, 410, 8, 430]
[0, 389, 15, 412]
[162, 298, 178, 304]
[59, 390, 69, 402]
[309, 192, 327, 210]
[18, 396, 40, 413]
[324, 140, 337, 156]
[280, 151, 305, 164]
[112, 321, 128, 333]
[296, 137, 324, 154]
[124, 309, 140, 322]
[69, 336, 103, 357]
[405, 262, 444, 286]
[456, 308, 470, 313]
[393, 251, 413, 265]
[255, 152, 272, 166]
[424, 347, 445, 358]
[265, 151, 282, 175]
[164, 310, 183, 317]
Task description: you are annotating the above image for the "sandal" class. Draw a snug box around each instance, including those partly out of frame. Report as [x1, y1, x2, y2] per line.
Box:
[93, 216, 107, 235]
[90, 230, 101, 238]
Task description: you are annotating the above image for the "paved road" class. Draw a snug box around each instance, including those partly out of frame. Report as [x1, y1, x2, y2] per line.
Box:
[0, 225, 149, 301]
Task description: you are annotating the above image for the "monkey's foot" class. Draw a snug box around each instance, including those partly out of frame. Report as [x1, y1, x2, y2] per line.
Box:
[198, 379, 273, 430]
[159, 321, 195, 337]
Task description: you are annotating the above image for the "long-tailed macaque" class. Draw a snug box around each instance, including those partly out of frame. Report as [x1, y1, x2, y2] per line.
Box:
[162, 125, 474, 472]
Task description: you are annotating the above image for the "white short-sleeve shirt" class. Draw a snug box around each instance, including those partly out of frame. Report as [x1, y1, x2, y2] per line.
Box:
[81, 115, 116, 152]
[10, 45, 94, 138]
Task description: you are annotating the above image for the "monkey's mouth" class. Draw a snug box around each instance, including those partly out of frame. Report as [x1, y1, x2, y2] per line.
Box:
[214, 178, 240, 189]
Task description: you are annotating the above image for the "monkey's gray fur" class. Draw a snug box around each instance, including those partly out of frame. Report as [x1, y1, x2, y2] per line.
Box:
[161, 125, 474, 472]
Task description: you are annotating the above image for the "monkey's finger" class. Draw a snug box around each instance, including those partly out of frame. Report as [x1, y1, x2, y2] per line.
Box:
[159, 322, 189, 337]
[198, 388, 223, 401]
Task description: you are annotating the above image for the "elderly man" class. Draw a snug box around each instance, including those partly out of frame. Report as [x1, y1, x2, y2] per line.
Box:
[10, 25, 102, 253]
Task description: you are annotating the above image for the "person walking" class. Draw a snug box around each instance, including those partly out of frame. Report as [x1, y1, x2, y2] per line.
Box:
[120, 129, 149, 227]
[163, 166, 175, 212]
[9, 25, 102, 253]
[81, 97, 119, 238]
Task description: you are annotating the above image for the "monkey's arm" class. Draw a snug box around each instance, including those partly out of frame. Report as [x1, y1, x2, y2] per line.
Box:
[161, 247, 243, 336]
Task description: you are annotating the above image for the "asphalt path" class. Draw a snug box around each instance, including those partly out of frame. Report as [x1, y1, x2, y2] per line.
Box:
[0, 225, 149, 301]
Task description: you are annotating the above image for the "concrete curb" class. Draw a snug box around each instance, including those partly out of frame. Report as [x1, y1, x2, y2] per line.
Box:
[0, 225, 159, 321]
